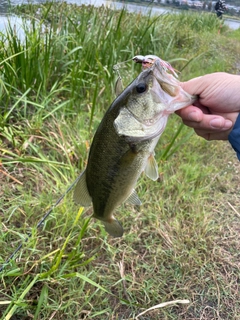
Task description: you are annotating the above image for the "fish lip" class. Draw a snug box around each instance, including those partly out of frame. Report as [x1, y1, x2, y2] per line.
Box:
[152, 59, 197, 109]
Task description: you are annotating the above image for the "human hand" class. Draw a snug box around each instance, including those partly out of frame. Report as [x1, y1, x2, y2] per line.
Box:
[176, 72, 240, 140]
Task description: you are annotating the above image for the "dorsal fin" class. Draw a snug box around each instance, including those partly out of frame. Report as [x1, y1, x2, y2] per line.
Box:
[115, 76, 124, 96]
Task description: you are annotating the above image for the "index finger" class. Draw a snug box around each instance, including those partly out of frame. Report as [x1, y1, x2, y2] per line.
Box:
[176, 105, 204, 123]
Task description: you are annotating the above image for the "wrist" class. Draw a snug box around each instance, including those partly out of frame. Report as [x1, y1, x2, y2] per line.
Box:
[228, 113, 240, 160]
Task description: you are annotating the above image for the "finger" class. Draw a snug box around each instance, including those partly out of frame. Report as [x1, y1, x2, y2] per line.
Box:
[176, 105, 204, 123]
[180, 75, 218, 97]
[180, 74, 240, 112]
[195, 129, 232, 141]
[182, 115, 233, 132]
[180, 77, 205, 96]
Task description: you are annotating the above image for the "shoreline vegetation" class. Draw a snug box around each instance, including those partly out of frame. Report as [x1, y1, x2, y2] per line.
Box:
[0, 2, 240, 319]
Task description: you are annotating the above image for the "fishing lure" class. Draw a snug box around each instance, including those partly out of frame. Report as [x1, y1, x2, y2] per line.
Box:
[132, 54, 179, 77]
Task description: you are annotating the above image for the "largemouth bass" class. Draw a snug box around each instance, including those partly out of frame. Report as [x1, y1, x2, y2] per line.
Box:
[74, 56, 195, 237]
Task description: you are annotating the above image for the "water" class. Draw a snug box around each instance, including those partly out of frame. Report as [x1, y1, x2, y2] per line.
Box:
[0, 0, 239, 34]
[0, 1, 46, 40]
[225, 18, 240, 30]
[0, 0, 172, 14]
[0, 0, 46, 13]
[0, 0, 173, 40]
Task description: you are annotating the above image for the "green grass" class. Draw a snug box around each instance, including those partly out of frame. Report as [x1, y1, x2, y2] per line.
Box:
[0, 2, 240, 319]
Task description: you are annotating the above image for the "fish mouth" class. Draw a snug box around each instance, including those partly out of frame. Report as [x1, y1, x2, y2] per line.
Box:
[114, 56, 195, 143]
[151, 59, 197, 111]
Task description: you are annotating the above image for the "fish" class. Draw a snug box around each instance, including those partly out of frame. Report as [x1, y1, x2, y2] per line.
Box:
[73, 55, 195, 237]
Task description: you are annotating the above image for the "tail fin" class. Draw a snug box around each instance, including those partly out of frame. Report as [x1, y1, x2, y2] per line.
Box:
[102, 218, 124, 238]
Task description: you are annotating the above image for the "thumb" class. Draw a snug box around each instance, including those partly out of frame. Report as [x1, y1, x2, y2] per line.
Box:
[180, 76, 204, 96]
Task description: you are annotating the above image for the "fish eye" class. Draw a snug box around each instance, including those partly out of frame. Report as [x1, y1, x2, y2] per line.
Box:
[136, 82, 147, 93]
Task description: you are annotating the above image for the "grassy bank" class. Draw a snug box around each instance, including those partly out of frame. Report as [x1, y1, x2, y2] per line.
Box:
[0, 2, 240, 319]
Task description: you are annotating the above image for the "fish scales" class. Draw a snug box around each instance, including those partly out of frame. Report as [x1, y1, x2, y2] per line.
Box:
[74, 57, 195, 237]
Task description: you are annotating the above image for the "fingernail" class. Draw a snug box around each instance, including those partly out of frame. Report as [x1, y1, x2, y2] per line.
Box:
[210, 118, 222, 128]
[223, 119, 233, 129]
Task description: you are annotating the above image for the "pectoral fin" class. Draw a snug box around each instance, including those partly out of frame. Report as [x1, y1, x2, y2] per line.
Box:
[73, 170, 92, 206]
[144, 154, 159, 181]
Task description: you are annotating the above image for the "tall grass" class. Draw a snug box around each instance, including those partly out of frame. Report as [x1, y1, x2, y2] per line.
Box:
[0, 3, 230, 122]
[0, 2, 239, 319]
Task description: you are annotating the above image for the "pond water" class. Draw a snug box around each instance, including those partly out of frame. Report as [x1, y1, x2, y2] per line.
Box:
[0, 0, 46, 13]
[224, 18, 240, 29]
[0, 0, 173, 15]
[0, 0, 239, 35]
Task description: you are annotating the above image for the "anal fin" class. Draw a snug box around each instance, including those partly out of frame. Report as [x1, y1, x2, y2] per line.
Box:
[126, 189, 142, 206]
[102, 217, 124, 237]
